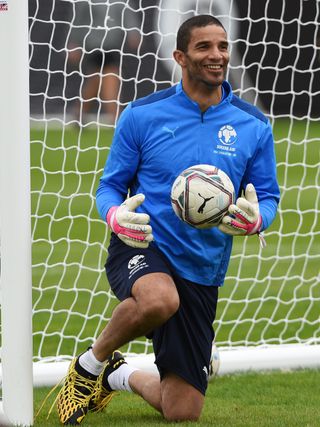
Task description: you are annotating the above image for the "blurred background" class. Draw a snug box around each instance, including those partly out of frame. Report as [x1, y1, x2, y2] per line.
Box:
[28, 0, 320, 123]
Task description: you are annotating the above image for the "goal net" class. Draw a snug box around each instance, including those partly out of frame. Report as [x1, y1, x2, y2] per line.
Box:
[1, 1, 320, 420]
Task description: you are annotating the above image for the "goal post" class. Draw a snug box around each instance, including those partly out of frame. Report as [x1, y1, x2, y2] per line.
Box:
[0, 0, 320, 422]
[0, 0, 33, 426]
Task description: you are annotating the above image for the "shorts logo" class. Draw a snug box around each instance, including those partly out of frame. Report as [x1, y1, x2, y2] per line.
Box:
[128, 255, 149, 279]
[218, 125, 237, 145]
[128, 255, 145, 269]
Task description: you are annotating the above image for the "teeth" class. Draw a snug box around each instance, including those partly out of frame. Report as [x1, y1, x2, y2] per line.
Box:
[206, 65, 221, 69]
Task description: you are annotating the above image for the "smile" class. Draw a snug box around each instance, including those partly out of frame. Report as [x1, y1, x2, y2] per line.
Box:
[204, 64, 222, 70]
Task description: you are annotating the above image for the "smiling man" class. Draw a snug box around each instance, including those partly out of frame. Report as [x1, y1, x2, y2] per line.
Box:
[174, 16, 229, 109]
[56, 15, 280, 425]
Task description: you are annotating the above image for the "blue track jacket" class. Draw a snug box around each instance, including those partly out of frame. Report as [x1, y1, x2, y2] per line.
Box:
[96, 81, 280, 286]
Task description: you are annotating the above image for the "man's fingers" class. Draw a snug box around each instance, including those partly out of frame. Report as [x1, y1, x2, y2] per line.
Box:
[118, 235, 152, 249]
[118, 231, 154, 248]
[244, 183, 258, 205]
[123, 211, 150, 225]
[121, 222, 153, 234]
[123, 193, 145, 211]
[218, 219, 244, 236]
[229, 203, 251, 223]
[229, 196, 258, 222]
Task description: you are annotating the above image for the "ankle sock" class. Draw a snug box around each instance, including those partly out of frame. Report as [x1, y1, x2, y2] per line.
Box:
[107, 364, 139, 392]
[78, 348, 105, 376]
[74, 358, 98, 381]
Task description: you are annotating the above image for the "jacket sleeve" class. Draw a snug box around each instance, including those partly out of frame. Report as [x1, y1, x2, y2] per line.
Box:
[96, 104, 140, 220]
[243, 122, 280, 231]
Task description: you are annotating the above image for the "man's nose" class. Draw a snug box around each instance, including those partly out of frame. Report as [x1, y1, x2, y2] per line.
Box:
[207, 46, 223, 59]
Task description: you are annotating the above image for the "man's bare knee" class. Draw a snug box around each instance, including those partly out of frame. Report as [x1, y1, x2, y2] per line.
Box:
[142, 290, 179, 321]
[133, 273, 180, 323]
[160, 373, 204, 422]
[163, 407, 201, 422]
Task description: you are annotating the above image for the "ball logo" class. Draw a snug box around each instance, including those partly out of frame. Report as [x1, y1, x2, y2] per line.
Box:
[218, 125, 237, 145]
[128, 255, 145, 270]
[197, 193, 215, 214]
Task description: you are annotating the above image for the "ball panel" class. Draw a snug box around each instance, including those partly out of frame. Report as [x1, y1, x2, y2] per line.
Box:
[171, 164, 235, 229]
[209, 343, 220, 379]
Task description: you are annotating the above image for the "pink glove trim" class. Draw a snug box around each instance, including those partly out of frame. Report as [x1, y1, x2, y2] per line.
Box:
[106, 206, 147, 242]
[106, 206, 117, 225]
[231, 214, 262, 235]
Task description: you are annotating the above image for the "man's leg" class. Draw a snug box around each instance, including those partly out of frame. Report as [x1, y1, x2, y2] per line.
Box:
[160, 373, 204, 421]
[92, 272, 180, 362]
[128, 371, 162, 413]
[101, 64, 120, 124]
[129, 370, 204, 421]
[125, 277, 218, 422]
[56, 272, 179, 424]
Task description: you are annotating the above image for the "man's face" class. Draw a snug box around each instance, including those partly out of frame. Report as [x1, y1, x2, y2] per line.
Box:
[182, 25, 229, 88]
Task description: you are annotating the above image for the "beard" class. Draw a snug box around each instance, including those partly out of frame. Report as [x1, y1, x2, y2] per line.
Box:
[186, 65, 225, 89]
[184, 55, 227, 88]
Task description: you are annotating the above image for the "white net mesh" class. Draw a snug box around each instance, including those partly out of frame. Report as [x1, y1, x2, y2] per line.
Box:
[29, 0, 320, 363]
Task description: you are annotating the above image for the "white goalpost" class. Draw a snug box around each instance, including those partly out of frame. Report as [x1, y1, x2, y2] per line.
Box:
[0, 1, 33, 425]
[1, 0, 320, 425]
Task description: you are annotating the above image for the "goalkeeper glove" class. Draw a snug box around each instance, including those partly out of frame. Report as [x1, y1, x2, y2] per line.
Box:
[218, 183, 266, 248]
[107, 193, 154, 249]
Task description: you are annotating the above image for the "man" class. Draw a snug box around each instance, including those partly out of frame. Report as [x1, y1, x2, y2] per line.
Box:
[57, 15, 280, 424]
[67, 0, 141, 125]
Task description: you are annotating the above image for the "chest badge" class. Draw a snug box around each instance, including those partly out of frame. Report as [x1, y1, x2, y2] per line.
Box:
[215, 125, 237, 157]
[218, 125, 237, 145]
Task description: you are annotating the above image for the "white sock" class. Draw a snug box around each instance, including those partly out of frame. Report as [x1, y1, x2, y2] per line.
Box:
[107, 364, 139, 392]
[78, 348, 105, 376]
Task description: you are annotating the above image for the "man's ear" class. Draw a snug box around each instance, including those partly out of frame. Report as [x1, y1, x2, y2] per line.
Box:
[173, 49, 186, 67]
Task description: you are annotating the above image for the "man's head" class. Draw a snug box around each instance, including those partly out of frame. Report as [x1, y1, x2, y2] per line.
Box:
[174, 15, 229, 91]
[176, 15, 226, 53]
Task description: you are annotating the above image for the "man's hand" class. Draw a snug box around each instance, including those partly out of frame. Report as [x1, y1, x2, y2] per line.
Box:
[107, 194, 154, 248]
[218, 184, 266, 247]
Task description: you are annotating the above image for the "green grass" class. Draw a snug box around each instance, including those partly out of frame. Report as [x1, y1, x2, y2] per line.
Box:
[34, 370, 320, 426]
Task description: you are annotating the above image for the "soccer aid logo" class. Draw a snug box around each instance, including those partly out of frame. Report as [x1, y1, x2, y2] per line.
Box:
[128, 255, 145, 270]
[218, 125, 237, 145]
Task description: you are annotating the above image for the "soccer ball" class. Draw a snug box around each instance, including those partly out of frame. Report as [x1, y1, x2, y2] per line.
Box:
[209, 342, 220, 380]
[170, 164, 235, 229]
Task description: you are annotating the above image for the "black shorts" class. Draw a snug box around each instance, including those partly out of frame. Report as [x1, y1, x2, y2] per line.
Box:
[105, 234, 219, 395]
[83, 50, 121, 74]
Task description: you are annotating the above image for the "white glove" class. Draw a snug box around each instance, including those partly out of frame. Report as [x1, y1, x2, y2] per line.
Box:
[218, 184, 266, 247]
[107, 193, 154, 248]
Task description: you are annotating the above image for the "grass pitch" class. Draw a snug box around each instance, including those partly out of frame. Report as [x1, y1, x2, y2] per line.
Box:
[34, 369, 320, 426]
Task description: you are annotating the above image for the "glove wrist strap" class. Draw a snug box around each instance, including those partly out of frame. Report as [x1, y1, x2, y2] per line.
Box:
[106, 206, 118, 228]
[247, 214, 262, 235]
[257, 232, 267, 249]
